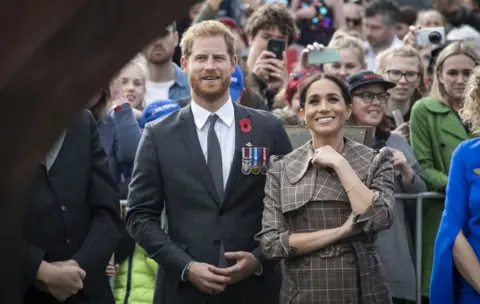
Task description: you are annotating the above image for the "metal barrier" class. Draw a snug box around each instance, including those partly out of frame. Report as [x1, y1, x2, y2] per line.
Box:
[120, 192, 446, 303]
[394, 192, 445, 304]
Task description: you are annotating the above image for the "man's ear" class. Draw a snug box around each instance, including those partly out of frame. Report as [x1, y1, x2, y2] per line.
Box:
[181, 56, 188, 73]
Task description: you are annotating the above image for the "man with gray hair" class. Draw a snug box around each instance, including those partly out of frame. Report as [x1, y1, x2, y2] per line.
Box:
[364, 0, 403, 70]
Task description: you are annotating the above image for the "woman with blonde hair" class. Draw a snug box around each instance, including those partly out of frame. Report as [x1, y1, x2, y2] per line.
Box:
[376, 45, 425, 138]
[430, 66, 480, 303]
[324, 31, 366, 82]
[409, 41, 480, 299]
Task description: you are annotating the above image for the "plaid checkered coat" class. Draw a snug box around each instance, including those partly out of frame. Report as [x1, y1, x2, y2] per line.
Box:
[256, 139, 395, 304]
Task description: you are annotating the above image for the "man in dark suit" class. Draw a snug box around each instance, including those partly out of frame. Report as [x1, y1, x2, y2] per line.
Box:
[23, 109, 123, 303]
[126, 20, 292, 304]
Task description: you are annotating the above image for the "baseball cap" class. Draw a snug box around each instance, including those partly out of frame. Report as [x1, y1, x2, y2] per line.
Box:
[139, 99, 180, 128]
[345, 70, 396, 93]
[230, 64, 245, 102]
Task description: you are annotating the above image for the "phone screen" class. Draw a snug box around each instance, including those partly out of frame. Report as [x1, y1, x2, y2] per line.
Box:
[307, 48, 341, 64]
[392, 109, 404, 126]
[267, 39, 285, 60]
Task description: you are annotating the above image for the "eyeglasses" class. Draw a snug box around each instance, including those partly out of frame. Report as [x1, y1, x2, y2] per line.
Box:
[352, 91, 390, 103]
[346, 17, 362, 26]
[387, 70, 420, 82]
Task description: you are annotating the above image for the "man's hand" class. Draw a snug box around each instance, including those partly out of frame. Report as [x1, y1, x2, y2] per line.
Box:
[210, 252, 261, 284]
[51, 259, 79, 268]
[252, 50, 288, 90]
[36, 261, 86, 302]
[187, 262, 231, 295]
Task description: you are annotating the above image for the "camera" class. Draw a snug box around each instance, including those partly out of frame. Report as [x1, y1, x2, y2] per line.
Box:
[417, 27, 445, 46]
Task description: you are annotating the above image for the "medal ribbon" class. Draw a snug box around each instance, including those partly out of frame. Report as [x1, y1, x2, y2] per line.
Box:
[253, 147, 260, 166]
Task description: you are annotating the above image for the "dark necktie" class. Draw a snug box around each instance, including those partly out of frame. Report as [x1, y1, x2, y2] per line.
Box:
[207, 114, 227, 267]
[207, 114, 224, 202]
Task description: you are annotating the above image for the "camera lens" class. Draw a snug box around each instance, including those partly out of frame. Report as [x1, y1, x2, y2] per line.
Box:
[428, 31, 442, 44]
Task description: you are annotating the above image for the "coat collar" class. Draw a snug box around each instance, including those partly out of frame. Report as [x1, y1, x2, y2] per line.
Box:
[285, 137, 372, 184]
[423, 97, 452, 114]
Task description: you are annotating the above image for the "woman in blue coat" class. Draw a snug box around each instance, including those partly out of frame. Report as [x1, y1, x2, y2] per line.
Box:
[430, 66, 480, 303]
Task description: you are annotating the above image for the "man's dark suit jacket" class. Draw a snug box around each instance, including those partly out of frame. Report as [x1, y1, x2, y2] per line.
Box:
[23, 110, 123, 303]
[126, 102, 293, 304]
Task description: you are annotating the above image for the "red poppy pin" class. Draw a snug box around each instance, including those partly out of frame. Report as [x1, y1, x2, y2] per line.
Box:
[239, 117, 252, 133]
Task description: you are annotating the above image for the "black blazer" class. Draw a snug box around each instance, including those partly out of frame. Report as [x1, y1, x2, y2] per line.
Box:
[126, 102, 292, 304]
[22, 110, 123, 304]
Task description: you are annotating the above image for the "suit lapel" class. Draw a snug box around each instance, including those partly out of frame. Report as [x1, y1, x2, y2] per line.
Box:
[223, 104, 252, 203]
[178, 105, 220, 204]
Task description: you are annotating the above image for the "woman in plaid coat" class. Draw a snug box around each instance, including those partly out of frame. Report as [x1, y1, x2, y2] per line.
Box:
[256, 73, 396, 303]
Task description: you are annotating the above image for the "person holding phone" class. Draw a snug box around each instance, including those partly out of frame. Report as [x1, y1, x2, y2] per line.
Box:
[375, 45, 426, 141]
[242, 3, 298, 110]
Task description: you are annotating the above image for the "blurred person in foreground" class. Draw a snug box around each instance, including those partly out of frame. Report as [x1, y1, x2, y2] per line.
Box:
[23, 110, 123, 303]
[430, 66, 480, 304]
[125, 20, 292, 304]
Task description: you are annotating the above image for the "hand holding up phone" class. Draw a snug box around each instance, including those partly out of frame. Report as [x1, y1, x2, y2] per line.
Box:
[253, 42, 287, 89]
[299, 42, 325, 69]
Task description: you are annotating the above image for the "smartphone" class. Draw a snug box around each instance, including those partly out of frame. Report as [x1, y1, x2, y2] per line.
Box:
[267, 38, 285, 60]
[392, 109, 404, 126]
[307, 48, 341, 64]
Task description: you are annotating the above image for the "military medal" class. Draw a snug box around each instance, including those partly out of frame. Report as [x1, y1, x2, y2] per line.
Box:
[241, 147, 252, 175]
[260, 147, 269, 175]
[251, 147, 261, 175]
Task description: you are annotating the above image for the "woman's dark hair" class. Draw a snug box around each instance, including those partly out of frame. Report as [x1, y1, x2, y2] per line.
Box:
[299, 73, 352, 108]
[89, 87, 111, 121]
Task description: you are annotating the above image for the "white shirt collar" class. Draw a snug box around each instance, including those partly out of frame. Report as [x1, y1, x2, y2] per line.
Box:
[191, 97, 235, 130]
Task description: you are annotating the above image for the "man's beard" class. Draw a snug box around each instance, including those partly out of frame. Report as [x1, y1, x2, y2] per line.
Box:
[189, 74, 231, 102]
[145, 49, 172, 65]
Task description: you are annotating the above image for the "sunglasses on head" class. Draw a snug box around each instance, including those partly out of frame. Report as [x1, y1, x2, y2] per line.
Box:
[345, 0, 363, 5]
[346, 17, 362, 26]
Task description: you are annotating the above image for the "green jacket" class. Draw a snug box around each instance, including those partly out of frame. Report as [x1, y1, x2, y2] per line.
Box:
[114, 244, 157, 304]
[410, 97, 476, 296]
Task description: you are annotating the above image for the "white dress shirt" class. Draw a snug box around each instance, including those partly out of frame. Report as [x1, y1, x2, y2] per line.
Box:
[191, 98, 236, 189]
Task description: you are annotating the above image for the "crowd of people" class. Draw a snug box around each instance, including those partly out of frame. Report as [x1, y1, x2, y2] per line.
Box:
[22, 0, 480, 303]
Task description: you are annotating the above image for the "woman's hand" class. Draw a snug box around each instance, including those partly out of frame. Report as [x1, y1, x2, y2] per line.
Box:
[392, 122, 410, 140]
[299, 42, 325, 70]
[391, 149, 414, 184]
[403, 26, 420, 49]
[339, 213, 362, 237]
[111, 97, 129, 109]
[311, 145, 345, 169]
